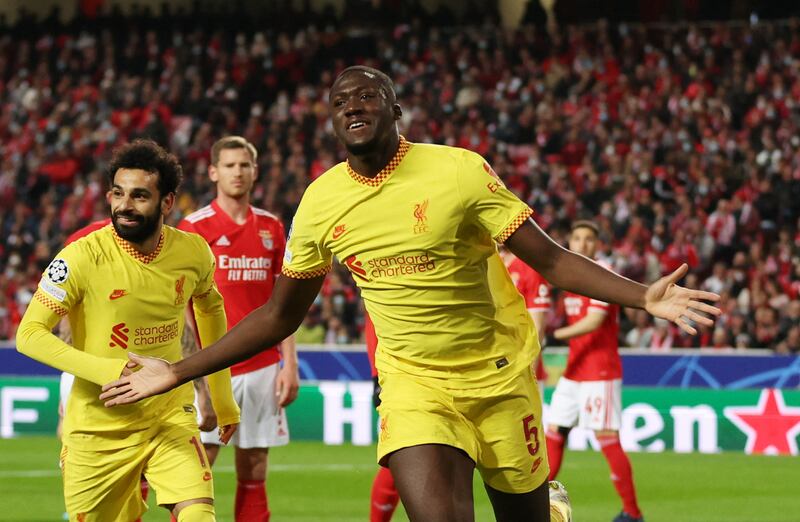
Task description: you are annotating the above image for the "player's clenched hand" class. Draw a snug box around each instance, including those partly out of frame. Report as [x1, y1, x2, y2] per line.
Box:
[197, 401, 218, 432]
[219, 423, 238, 444]
[644, 263, 721, 335]
[276, 365, 300, 407]
[100, 352, 179, 406]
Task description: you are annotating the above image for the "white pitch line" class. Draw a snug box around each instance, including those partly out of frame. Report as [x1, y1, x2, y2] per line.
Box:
[0, 463, 375, 479]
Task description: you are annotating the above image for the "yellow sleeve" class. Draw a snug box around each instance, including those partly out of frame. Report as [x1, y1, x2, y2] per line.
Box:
[456, 150, 533, 243]
[191, 241, 240, 427]
[281, 189, 333, 279]
[16, 247, 127, 385]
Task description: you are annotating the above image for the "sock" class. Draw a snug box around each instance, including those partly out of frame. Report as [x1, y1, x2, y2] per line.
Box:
[598, 434, 642, 518]
[235, 479, 269, 522]
[133, 480, 149, 522]
[370, 467, 400, 522]
[545, 429, 566, 480]
[177, 502, 215, 521]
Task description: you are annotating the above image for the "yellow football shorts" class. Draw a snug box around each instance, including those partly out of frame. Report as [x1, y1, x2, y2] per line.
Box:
[377, 367, 549, 494]
[61, 415, 214, 521]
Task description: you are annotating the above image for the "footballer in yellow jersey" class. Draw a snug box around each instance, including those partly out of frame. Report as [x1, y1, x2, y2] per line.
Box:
[17, 140, 239, 522]
[284, 136, 539, 389]
[101, 68, 720, 522]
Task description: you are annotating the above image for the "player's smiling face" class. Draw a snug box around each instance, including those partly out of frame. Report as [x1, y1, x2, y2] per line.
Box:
[568, 226, 598, 259]
[211, 147, 256, 198]
[109, 168, 173, 243]
[329, 72, 401, 155]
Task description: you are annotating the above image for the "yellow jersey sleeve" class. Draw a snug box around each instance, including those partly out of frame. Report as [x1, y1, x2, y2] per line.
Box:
[281, 189, 333, 279]
[457, 150, 533, 243]
[190, 240, 240, 427]
[15, 243, 128, 385]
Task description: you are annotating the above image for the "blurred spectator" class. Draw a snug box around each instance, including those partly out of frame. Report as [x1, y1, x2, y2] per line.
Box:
[702, 261, 729, 295]
[706, 199, 737, 262]
[295, 308, 326, 344]
[776, 325, 800, 354]
[624, 310, 654, 348]
[650, 319, 676, 351]
[711, 328, 733, 349]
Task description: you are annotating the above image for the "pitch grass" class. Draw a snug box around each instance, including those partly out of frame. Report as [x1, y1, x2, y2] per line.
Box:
[1, 437, 798, 521]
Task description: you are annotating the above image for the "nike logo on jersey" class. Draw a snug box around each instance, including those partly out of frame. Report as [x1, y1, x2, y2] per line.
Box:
[332, 224, 346, 240]
[109, 289, 129, 300]
[216, 235, 231, 246]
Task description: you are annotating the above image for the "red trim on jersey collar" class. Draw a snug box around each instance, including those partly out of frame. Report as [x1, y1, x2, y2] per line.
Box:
[345, 135, 411, 187]
[112, 227, 165, 264]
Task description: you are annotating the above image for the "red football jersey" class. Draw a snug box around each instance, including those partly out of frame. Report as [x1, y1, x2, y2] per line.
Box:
[180, 200, 286, 375]
[506, 256, 550, 380]
[562, 291, 622, 381]
[65, 218, 111, 245]
[506, 257, 551, 312]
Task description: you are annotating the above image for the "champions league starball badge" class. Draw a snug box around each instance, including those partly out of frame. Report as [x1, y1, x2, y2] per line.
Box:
[46, 258, 69, 284]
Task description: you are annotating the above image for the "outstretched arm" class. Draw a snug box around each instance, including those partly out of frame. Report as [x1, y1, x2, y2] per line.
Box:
[505, 220, 720, 334]
[17, 297, 128, 385]
[101, 275, 324, 406]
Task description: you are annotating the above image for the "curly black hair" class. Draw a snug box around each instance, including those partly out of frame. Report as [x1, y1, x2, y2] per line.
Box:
[108, 139, 183, 197]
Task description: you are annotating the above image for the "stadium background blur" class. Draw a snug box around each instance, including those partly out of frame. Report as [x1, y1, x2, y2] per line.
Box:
[0, 0, 799, 352]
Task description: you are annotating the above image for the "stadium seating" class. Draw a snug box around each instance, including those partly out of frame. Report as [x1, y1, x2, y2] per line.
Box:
[0, 6, 798, 352]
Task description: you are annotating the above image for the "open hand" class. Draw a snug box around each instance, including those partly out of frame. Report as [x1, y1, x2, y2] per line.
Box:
[644, 264, 721, 335]
[100, 353, 179, 406]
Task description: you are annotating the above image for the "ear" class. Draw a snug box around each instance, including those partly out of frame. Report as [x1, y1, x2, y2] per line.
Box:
[105, 190, 113, 204]
[161, 192, 176, 215]
[209, 164, 219, 183]
[393, 103, 402, 121]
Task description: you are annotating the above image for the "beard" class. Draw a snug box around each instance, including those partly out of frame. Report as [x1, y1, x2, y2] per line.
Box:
[112, 207, 161, 243]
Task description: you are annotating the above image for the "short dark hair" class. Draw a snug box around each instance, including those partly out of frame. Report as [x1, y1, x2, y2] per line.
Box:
[210, 136, 258, 166]
[570, 220, 599, 236]
[108, 139, 183, 197]
[333, 66, 397, 103]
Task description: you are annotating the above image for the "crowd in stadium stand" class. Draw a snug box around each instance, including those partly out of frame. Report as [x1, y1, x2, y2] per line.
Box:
[0, 4, 799, 353]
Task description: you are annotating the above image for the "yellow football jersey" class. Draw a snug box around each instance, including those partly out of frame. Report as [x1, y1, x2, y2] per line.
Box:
[283, 137, 539, 388]
[16, 225, 239, 449]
